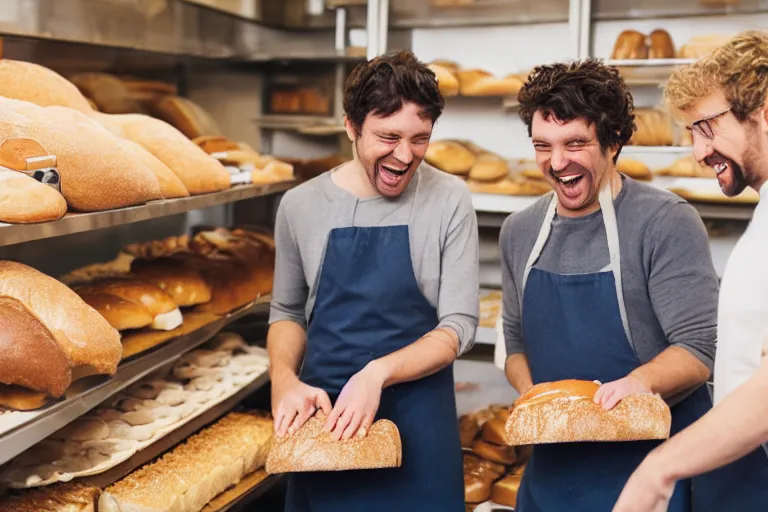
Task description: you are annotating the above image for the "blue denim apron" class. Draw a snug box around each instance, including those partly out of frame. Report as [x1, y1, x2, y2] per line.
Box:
[284, 225, 465, 512]
[515, 183, 711, 512]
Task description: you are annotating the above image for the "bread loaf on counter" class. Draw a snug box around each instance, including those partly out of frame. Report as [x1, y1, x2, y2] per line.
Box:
[0, 261, 122, 397]
[505, 379, 672, 445]
[94, 113, 231, 195]
[100, 411, 273, 512]
[266, 411, 402, 473]
[0, 482, 100, 512]
[0, 59, 93, 113]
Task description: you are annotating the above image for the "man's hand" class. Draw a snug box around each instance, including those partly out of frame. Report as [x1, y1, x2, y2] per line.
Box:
[594, 374, 651, 410]
[325, 361, 387, 441]
[272, 374, 332, 438]
[613, 455, 675, 512]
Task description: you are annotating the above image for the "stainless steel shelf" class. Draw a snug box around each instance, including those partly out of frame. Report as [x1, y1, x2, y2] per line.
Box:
[0, 182, 291, 249]
[593, 0, 768, 21]
[0, 298, 270, 467]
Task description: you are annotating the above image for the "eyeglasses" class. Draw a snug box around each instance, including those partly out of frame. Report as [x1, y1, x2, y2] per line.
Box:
[689, 107, 731, 140]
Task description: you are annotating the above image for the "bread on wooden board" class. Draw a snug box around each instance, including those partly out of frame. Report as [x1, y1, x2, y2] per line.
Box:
[130, 257, 212, 307]
[0, 59, 93, 113]
[0, 98, 163, 211]
[94, 113, 231, 195]
[75, 277, 183, 332]
[266, 411, 402, 473]
[0, 261, 122, 381]
[99, 412, 272, 512]
[0, 296, 72, 397]
[505, 379, 672, 445]
[0, 482, 100, 512]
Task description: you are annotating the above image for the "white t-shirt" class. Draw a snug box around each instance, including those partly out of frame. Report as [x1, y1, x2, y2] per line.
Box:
[714, 185, 768, 411]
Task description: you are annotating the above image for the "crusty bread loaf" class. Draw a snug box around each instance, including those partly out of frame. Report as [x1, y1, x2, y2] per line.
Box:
[481, 416, 510, 446]
[0, 261, 122, 378]
[0, 59, 93, 113]
[460, 413, 482, 448]
[0, 296, 71, 397]
[463, 453, 505, 504]
[77, 291, 154, 331]
[100, 412, 272, 512]
[130, 258, 212, 307]
[649, 29, 675, 59]
[630, 109, 674, 147]
[120, 138, 189, 199]
[428, 63, 459, 96]
[0, 482, 100, 512]
[656, 155, 715, 178]
[0, 169, 67, 223]
[121, 79, 178, 104]
[251, 159, 295, 185]
[505, 379, 672, 445]
[0, 98, 163, 211]
[467, 175, 551, 196]
[69, 73, 141, 114]
[469, 153, 509, 182]
[75, 277, 182, 332]
[472, 439, 517, 465]
[457, 69, 523, 96]
[94, 113, 231, 195]
[266, 411, 402, 473]
[0, 386, 53, 411]
[490, 471, 524, 508]
[148, 96, 222, 140]
[616, 158, 652, 180]
[425, 140, 477, 174]
[611, 30, 649, 60]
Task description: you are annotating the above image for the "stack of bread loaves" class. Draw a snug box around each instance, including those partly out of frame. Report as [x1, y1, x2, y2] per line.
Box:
[460, 404, 529, 510]
[0, 261, 122, 411]
[194, 136, 295, 185]
[426, 140, 551, 196]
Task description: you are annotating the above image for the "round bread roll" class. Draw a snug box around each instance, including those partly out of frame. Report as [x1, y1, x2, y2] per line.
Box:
[425, 140, 476, 174]
[469, 154, 509, 182]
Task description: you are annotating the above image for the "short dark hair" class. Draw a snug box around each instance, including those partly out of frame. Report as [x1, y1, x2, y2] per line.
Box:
[518, 59, 636, 162]
[343, 50, 444, 134]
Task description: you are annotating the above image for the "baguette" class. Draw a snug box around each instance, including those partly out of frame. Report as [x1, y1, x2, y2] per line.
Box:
[504, 379, 672, 445]
[0, 59, 93, 113]
[266, 411, 402, 473]
[100, 412, 273, 512]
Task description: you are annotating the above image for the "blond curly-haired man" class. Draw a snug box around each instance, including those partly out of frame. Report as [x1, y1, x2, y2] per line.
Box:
[614, 30, 768, 512]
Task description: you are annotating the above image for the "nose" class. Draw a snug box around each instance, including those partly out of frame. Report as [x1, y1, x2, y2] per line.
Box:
[691, 131, 713, 164]
[393, 140, 413, 164]
[550, 147, 569, 172]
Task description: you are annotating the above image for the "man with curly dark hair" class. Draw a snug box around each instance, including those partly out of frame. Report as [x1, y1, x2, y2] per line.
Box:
[267, 50, 478, 511]
[498, 59, 720, 511]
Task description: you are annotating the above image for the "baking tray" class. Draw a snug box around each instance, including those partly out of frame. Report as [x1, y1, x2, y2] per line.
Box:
[0, 297, 270, 467]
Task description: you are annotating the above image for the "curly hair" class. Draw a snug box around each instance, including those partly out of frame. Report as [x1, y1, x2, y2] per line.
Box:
[665, 30, 768, 122]
[518, 59, 636, 162]
[344, 50, 444, 135]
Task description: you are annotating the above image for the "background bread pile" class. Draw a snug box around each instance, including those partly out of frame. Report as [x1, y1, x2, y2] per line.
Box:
[426, 140, 550, 196]
[611, 29, 733, 60]
[0, 261, 122, 411]
[427, 60, 526, 97]
[460, 404, 529, 510]
[629, 108, 676, 147]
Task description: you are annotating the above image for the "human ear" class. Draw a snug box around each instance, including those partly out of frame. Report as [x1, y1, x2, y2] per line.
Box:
[344, 115, 357, 143]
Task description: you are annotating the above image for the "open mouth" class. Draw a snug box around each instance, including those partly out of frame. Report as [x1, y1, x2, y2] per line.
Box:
[705, 154, 732, 176]
[554, 173, 585, 187]
[381, 164, 407, 177]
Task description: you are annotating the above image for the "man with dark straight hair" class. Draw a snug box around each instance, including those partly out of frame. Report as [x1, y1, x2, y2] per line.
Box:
[267, 50, 479, 511]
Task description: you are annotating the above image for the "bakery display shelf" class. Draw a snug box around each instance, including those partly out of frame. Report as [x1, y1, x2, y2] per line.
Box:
[0, 182, 292, 249]
[78, 372, 270, 490]
[0, 299, 270, 467]
[592, 0, 768, 21]
[201, 470, 283, 512]
[622, 146, 692, 155]
[255, 115, 344, 133]
[605, 58, 696, 68]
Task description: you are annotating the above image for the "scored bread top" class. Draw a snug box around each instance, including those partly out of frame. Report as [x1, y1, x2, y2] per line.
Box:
[0, 261, 122, 376]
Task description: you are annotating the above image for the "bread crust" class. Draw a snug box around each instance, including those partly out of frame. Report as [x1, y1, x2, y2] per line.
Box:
[0, 170, 67, 223]
[505, 379, 672, 444]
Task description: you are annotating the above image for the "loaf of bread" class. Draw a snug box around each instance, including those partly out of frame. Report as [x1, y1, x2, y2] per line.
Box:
[120, 79, 177, 104]
[491, 470, 524, 508]
[75, 277, 183, 332]
[425, 140, 477, 174]
[457, 69, 523, 96]
[505, 379, 672, 445]
[94, 113, 231, 195]
[611, 30, 649, 60]
[148, 96, 222, 139]
[649, 29, 675, 59]
[464, 453, 505, 504]
[656, 155, 715, 178]
[0, 482, 100, 512]
[616, 158, 652, 180]
[0, 59, 93, 113]
[0, 98, 163, 211]
[0, 261, 122, 396]
[469, 152, 509, 182]
[99, 411, 273, 512]
[428, 63, 459, 96]
[472, 439, 517, 465]
[130, 257, 212, 307]
[630, 109, 674, 147]
[266, 411, 402, 473]
[69, 73, 141, 114]
[0, 169, 67, 224]
[467, 175, 551, 196]
[252, 159, 295, 185]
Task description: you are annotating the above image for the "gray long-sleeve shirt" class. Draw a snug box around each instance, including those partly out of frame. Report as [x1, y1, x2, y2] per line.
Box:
[500, 176, 719, 401]
[269, 164, 480, 355]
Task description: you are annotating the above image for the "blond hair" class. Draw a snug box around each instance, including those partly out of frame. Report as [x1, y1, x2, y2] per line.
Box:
[665, 30, 768, 122]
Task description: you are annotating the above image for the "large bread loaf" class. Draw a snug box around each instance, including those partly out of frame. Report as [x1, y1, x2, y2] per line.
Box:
[0, 59, 93, 113]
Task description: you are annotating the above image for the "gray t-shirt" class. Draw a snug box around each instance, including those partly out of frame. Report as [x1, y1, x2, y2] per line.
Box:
[500, 176, 719, 399]
[269, 164, 480, 355]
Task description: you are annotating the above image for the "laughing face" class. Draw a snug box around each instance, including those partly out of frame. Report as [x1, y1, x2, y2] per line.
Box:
[345, 102, 433, 198]
[683, 89, 766, 197]
[531, 111, 618, 216]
